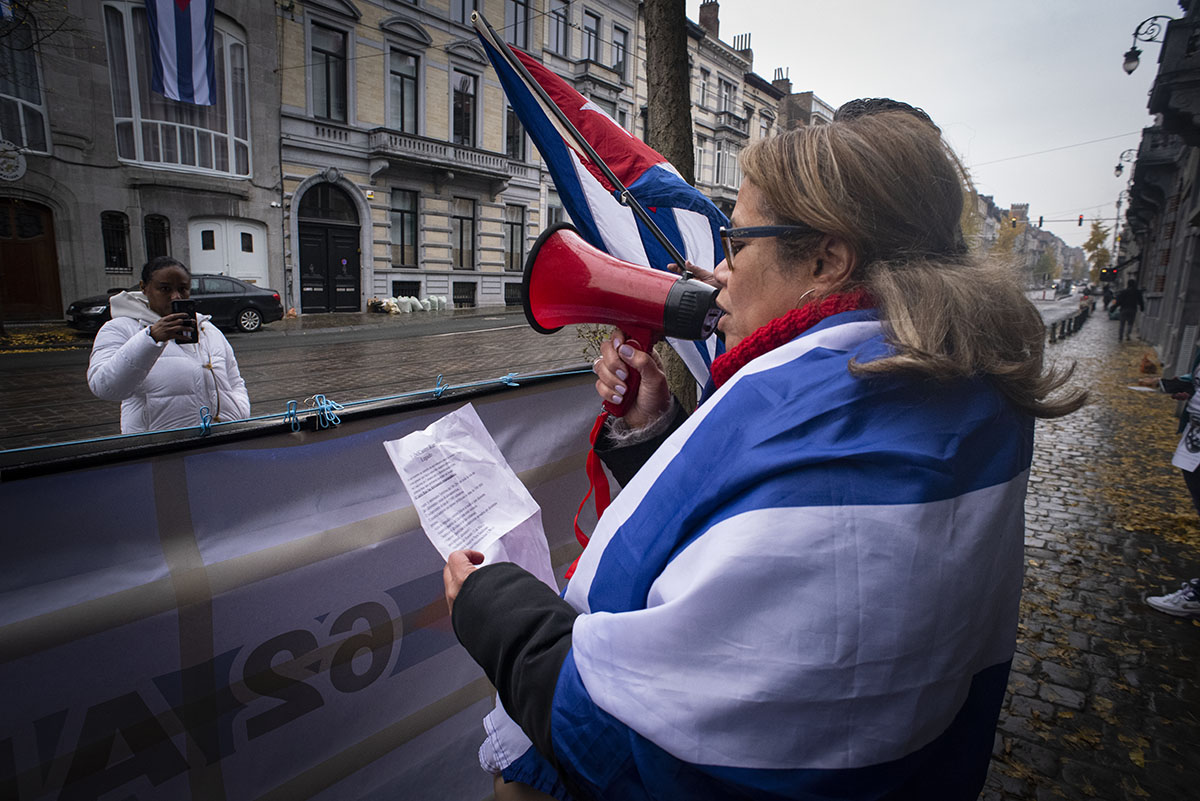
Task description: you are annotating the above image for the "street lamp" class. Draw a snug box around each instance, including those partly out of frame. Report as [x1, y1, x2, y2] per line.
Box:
[1123, 15, 1174, 75]
[1113, 148, 1136, 177]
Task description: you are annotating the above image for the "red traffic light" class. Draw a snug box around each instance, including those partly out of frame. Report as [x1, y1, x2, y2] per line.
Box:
[1078, 215, 1084, 226]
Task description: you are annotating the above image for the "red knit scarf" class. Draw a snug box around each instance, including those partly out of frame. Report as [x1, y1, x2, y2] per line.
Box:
[710, 289, 873, 389]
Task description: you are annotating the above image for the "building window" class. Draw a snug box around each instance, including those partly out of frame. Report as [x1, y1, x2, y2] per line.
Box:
[452, 281, 477, 307]
[547, 0, 568, 55]
[390, 189, 418, 267]
[144, 214, 170, 260]
[592, 96, 616, 119]
[311, 23, 347, 122]
[612, 26, 628, 79]
[718, 78, 736, 113]
[388, 50, 417, 134]
[506, 0, 529, 49]
[451, 197, 476, 269]
[505, 105, 525, 160]
[102, 212, 131, 274]
[546, 190, 565, 228]
[240, 231, 253, 252]
[695, 136, 706, 183]
[0, 16, 48, 152]
[504, 283, 522, 306]
[451, 68, 477, 147]
[504, 205, 525, 272]
[715, 141, 739, 187]
[698, 68, 709, 107]
[103, 3, 251, 176]
[392, 279, 421, 298]
[451, 0, 477, 25]
[760, 115, 772, 139]
[583, 12, 600, 62]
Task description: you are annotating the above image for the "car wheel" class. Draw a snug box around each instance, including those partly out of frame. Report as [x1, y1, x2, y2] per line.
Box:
[237, 307, 263, 332]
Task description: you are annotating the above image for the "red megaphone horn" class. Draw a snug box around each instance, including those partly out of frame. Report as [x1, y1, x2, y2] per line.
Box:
[523, 223, 722, 415]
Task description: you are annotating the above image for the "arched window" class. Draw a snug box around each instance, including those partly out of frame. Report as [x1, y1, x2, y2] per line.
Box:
[103, 2, 251, 177]
[144, 213, 170, 260]
[0, 12, 50, 152]
[101, 211, 131, 274]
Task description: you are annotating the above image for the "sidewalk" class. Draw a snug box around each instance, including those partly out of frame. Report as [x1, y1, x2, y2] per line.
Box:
[986, 313, 1200, 800]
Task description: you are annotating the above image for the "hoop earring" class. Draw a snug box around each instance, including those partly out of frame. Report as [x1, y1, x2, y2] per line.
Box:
[797, 288, 816, 307]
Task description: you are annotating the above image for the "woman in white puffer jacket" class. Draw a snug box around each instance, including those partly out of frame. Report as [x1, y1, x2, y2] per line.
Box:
[87, 257, 251, 434]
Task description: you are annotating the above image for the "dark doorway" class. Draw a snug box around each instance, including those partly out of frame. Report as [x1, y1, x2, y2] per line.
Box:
[0, 199, 62, 320]
[297, 183, 360, 313]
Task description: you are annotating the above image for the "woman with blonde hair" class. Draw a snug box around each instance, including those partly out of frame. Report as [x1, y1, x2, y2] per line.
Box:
[445, 111, 1083, 801]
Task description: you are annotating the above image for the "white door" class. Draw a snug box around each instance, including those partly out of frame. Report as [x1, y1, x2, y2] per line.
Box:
[188, 218, 269, 286]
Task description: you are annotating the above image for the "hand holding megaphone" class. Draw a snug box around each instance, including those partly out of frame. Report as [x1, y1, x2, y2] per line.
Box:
[594, 331, 672, 426]
[523, 223, 722, 418]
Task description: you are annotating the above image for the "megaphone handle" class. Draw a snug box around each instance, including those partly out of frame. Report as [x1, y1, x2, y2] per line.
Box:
[602, 330, 652, 417]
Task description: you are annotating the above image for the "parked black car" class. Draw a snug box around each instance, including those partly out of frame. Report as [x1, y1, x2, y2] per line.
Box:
[66, 274, 284, 333]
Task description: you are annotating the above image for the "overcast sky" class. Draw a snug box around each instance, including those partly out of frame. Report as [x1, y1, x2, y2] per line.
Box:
[685, 0, 1180, 249]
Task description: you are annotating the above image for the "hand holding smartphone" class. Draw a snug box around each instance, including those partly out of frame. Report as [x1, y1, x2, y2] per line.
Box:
[171, 299, 198, 343]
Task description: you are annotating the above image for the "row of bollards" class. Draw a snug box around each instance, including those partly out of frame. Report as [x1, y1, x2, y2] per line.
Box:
[1047, 305, 1090, 343]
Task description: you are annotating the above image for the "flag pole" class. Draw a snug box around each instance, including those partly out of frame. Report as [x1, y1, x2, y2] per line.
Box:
[472, 12, 691, 272]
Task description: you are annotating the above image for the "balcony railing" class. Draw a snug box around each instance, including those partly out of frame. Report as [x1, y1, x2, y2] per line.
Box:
[715, 110, 749, 137]
[368, 129, 512, 179]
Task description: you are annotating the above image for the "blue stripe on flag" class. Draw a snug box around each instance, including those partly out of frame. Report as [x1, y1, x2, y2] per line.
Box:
[173, 2, 195, 104]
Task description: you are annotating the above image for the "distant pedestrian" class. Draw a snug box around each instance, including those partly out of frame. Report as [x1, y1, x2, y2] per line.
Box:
[1114, 279, 1145, 341]
[1102, 284, 1114, 310]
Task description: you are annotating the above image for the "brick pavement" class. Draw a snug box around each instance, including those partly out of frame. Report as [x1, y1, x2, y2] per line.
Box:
[984, 312, 1200, 800]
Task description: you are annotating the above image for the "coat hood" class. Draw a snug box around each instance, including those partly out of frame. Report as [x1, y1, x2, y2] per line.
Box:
[108, 291, 158, 325]
[109, 291, 212, 327]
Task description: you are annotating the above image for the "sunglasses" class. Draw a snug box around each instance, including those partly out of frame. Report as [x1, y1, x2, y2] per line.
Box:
[719, 225, 817, 270]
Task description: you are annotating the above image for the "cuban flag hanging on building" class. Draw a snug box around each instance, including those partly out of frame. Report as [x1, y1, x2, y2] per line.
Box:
[144, 0, 216, 106]
[474, 17, 727, 391]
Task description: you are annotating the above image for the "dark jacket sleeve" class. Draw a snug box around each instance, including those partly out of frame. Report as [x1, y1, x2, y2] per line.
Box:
[452, 562, 578, 763]
[592, 402, 688, 487]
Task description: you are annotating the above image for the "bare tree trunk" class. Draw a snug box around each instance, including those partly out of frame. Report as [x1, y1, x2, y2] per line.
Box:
[643, 0, 694, 184]
[643, 0, 697, 409]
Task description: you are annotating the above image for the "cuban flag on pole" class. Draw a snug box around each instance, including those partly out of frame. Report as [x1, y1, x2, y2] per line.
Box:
[144, 0, 216, 106]
[474, 21, 727, 392]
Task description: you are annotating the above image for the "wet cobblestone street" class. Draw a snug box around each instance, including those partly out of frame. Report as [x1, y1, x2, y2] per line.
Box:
[985, 312, 1200, 800]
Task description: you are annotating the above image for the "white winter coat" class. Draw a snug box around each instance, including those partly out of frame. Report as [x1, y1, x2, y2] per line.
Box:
[87, 291, 251, 434]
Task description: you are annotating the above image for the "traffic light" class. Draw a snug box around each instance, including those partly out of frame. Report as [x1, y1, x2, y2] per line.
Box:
[1078, 215, 1084, 226]
[1038, 216, 1043, 228]
[1011, 218, 1016, 228]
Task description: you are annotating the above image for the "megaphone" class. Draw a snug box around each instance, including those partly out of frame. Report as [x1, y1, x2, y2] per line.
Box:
[523, 223, 722, 415]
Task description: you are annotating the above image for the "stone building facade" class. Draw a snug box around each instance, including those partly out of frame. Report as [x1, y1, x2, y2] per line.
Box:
[0, 0, 283, 321]
[1, 0, 812, 320]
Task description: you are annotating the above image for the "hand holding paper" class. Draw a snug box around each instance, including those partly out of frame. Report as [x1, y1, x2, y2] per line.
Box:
[383, 403, 557, 589]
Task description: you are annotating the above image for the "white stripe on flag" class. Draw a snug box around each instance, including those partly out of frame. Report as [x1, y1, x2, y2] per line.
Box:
[572, 151, 649, 267]
[157, 2, 179, 101]
[187, 0, 213, 105]
[674, 208, 717, 273]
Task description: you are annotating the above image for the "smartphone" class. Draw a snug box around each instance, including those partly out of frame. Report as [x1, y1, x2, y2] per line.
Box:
[171, 299, 198, 343]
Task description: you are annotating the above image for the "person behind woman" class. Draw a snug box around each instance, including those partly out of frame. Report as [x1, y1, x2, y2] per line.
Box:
[88, 256, 250, 433]
[445, 113, 1084, 801]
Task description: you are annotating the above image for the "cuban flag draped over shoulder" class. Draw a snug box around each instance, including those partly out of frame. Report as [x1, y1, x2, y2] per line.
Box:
[474, 21, 726, 391]
[143, 0, 216, 106]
